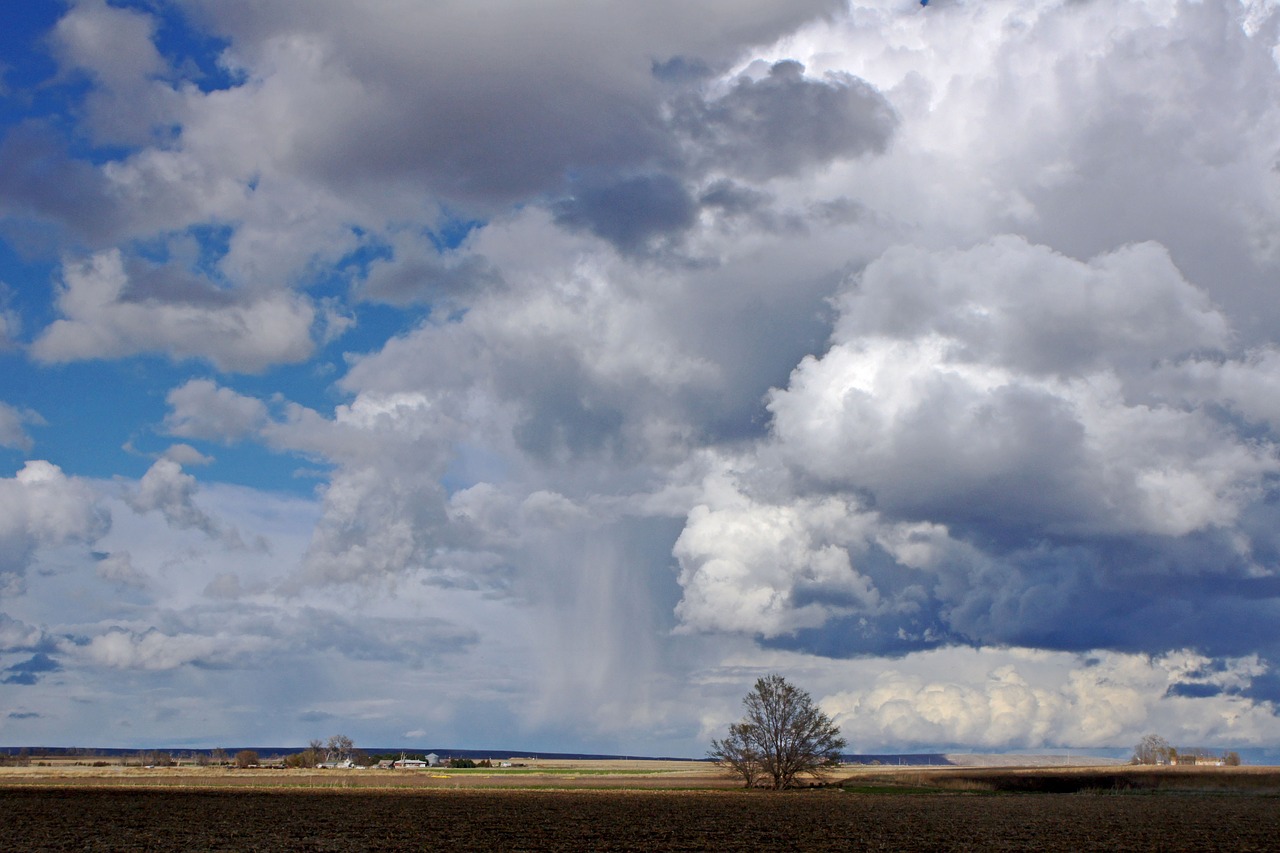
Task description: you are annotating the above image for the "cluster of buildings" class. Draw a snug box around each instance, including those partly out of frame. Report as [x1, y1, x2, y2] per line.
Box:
[374, 754, 441, 769]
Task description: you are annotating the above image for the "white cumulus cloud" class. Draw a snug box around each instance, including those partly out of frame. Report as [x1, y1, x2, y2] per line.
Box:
[32, 250, 318, 373]
[0, 461, 109, 592]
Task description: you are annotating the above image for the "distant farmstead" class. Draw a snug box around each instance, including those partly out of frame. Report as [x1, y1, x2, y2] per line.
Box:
[379, 753, 441, 769]
[1173, 754, 1225, 767]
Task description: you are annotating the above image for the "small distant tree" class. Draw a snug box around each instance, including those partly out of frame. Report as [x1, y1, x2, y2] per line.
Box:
[285, 738, 338, 769]
[1132, 734, 1173, 765]
[1224, 751, 1241, 766]
[709, 674, 846, 790]
[326, 734, 354, 763]
[234, 750, 259, 769]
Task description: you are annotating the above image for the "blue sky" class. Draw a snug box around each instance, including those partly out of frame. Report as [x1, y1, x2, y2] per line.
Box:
[5, 0, 1280, 758]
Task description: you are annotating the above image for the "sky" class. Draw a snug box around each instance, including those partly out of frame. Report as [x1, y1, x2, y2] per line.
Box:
[4, 0, 1280, 758]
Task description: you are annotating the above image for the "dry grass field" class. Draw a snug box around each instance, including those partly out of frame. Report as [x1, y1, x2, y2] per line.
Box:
[0, 758, 733, 791]
[4, 758, 1279, 794]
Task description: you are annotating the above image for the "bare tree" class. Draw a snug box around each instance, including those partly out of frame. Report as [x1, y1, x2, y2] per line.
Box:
[326, 735, 354, 763]
[709, 674, 845, 790]
[1132, 734, 1173, 765]
[285, 738, 337, 769]
[709, 722, 764, 788]
[234, 750, 259, 769]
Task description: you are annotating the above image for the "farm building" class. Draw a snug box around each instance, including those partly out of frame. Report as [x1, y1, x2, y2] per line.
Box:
[317, 758, 355, 769]
[381, 753, 441, 769]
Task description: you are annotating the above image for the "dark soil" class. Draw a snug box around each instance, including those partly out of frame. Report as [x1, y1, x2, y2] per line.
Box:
[3, 787, 1277, 852]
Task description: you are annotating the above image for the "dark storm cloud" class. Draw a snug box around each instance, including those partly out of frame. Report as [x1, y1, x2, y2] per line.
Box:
[673, 60, 898, 180]
[1242, 670, 1280, 704]
[762, 611, 950, 658]
[936, 537, 1269, 654]
[546, 59, 899, 253]
[294, 77, 674, 206]
[177, 0, 846, 207]
[651, 55, 714, 84]
[738, 494, 1280, 664]
[734, 516, 1280, 663]
[500, 347, 629, 461]
[697, 179, 771, 216]
[552, 174, 699, 255]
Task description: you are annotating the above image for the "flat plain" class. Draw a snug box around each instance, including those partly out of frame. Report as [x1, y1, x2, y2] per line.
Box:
[3, 762, 1279, 851]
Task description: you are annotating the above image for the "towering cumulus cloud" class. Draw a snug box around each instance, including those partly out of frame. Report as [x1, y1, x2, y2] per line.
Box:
[4, 0, 1280, 755]
[678, 237, 1279, 655]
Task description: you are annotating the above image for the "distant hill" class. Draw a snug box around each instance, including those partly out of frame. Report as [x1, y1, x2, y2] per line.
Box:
[944, 753, 1126, 767]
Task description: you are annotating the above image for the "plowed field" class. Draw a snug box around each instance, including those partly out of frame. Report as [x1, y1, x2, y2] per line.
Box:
[3, 787, 1277, 852]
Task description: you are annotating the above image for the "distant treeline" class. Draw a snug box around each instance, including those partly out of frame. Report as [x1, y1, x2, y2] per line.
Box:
[841, 754, 954, 766]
